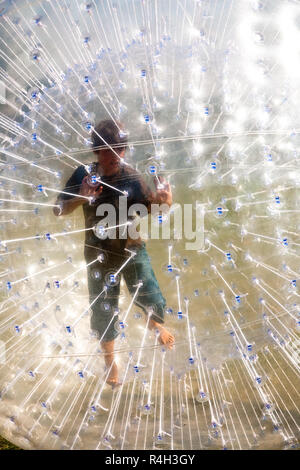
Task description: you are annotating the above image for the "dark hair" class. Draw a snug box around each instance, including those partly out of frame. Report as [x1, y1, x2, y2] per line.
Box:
[91, 119, 128, 150]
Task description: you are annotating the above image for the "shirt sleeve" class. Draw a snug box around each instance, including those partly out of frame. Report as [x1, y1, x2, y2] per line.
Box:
[58, 165, 87, 201]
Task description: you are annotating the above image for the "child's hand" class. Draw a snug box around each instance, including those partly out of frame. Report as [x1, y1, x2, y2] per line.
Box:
[79, 176, 103, 200]
[154, 176, 172, 207]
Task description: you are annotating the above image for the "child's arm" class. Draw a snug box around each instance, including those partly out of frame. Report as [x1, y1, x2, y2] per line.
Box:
[53, 170, 103, 217]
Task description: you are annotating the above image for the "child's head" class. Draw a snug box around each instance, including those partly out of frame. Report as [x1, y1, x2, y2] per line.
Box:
[91, 119, 128, 175]
[92, 119, 128, 152]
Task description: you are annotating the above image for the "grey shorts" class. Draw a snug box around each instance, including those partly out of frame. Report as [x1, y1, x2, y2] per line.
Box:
[86, 243, 166, 342]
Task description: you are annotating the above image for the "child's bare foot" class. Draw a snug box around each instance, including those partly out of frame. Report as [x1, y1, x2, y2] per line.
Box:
[106, 378, 122, 390]
[157, 325, 175, 349]
[106, 362, 122, 389]
[101, 339, 120, 388]
[106, 361, 119, 388]
[149, 319, 175, 349]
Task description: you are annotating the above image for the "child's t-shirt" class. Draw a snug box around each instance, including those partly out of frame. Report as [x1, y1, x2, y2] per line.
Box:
[58, 162, 153, 261]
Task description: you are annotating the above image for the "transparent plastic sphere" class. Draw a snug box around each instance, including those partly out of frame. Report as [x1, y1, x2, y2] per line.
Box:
[0, 0, 298, 453]
[196, 391, 210, 403]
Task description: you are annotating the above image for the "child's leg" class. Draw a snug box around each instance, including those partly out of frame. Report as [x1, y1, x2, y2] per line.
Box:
[123, 244, 175, 348]
[86, 255, 121, 387]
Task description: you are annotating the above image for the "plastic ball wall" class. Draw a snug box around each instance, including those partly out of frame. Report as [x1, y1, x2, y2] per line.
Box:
[0, 0, 299, 450]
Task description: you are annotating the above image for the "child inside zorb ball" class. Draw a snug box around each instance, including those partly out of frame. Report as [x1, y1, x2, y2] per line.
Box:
[54, 119, 175, 387]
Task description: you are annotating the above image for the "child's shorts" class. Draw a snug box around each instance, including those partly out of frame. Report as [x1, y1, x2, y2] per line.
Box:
[86, 243, 166, 342]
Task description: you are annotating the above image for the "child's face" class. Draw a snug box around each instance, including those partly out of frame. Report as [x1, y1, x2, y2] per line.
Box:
[97, 147, 126, 176]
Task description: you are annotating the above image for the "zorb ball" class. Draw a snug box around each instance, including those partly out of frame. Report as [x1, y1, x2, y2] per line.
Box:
[0, 0, 299, 451]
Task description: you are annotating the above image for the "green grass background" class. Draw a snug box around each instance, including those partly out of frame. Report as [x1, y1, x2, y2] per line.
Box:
[0, 435, 21, 450]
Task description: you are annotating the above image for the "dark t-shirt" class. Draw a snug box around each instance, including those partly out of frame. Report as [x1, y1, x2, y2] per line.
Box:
[58, 162, 153, 262]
